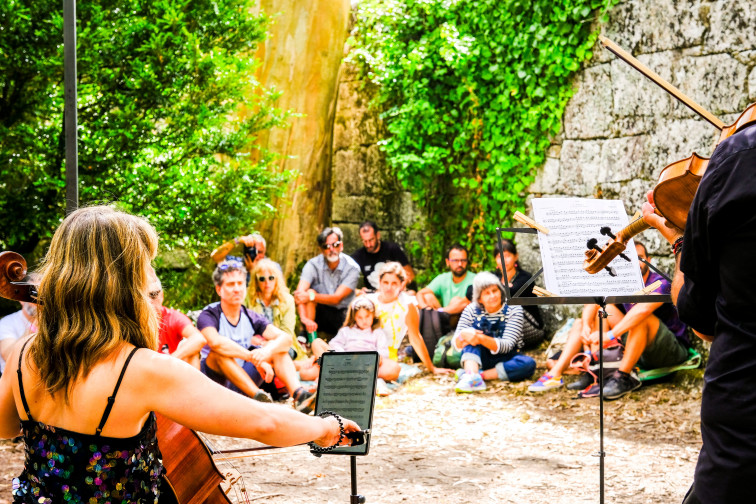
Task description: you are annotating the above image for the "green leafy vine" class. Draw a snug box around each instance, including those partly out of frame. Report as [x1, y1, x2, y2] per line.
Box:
[349, 0, 616, 275]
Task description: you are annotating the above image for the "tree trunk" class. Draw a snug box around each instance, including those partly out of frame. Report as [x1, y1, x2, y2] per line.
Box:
[250, 0, 351, 276]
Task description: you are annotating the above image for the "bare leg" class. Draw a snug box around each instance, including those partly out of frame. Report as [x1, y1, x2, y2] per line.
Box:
[378, 359, 401, 382]
[271, 351, 303, 395]
[618, 315, 659, 374]
[206, 352, 261, 397]
[463, 359, 480, 375]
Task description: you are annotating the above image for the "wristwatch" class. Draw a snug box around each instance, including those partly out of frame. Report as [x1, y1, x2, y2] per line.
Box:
[309, 290, 316, 302]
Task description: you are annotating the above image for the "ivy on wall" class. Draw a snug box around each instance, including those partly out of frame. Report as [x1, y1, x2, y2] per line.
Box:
[349, 0, 616, 276]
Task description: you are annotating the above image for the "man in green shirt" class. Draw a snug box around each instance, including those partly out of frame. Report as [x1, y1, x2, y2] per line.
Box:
[417, 244, 476, 315]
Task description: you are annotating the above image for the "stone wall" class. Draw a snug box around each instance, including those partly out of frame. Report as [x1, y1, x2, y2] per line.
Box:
[519, 0, 756, 326]
[331, 60, 429, 272]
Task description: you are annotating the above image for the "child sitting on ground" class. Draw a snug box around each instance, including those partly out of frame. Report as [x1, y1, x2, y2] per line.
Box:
[311, 297, 397, 395]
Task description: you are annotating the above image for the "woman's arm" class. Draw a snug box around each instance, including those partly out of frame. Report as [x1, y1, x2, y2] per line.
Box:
[137, 352, 358, 447]
[0, 340, 23, 439]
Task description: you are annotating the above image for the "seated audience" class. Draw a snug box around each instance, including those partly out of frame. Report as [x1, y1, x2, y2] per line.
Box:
[351, 221, 415, 292]
[210, 233, 281, 282]
[197, 261, 316, 411]
[247, 258, 306, 360]
[467, 240, 545, 349]
[370, 262, 452, 375]
[0, 301, 37, 378]
[528, 242, 689, 399]
[453, 272, 536, 393]
[294, 227, 360, 339]
[417, 244, 475, 315]
[311, 297, 395, 394]
[147, 277, 207, 368]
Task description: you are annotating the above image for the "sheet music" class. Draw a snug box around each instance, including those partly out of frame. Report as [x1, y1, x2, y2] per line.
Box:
[531, 198, 644, 296]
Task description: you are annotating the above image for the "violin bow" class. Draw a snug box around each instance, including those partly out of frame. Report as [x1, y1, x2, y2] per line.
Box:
[599, 36, 725, 131]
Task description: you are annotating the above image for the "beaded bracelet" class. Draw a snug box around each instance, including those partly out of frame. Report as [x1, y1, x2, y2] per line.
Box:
[672, 236, 684, 255]
[308, 410, 346, 454]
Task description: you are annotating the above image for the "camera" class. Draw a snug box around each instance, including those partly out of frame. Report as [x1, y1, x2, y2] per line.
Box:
[244, 245, 257, 261]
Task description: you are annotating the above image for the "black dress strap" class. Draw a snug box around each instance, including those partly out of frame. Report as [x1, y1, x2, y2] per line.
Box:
[95, 347, 140, 436]
[16, 338, 34, 421]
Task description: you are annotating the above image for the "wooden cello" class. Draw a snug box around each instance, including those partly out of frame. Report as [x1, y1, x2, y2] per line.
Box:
[0, 251, 234, 503]
[583, 38, 756, 274]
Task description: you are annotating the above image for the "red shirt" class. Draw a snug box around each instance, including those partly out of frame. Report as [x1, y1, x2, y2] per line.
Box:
[158, 306, 193, 353]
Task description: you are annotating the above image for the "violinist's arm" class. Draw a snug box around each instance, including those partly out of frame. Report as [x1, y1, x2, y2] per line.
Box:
[138, 352, 359, 447]
[0, 343, 22, 439]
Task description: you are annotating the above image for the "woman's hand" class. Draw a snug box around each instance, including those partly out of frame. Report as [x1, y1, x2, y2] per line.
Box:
[312, 416, 361, 448]
[431, 366, 454, 375]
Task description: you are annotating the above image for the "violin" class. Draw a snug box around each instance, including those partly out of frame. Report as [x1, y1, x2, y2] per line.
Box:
[0, 251, 235, 503]
[583, 37, 756, 274]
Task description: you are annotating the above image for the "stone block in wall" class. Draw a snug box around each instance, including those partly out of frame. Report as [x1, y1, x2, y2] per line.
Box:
[708, 1, 756, 54]
[529, 156, 560, 194]
[563, 64, 615, 139]
[598, 135, 649, 182]
[332, 147, 386, 195]
[749, 66, 756, 102]
[338, 223, 362, 255]
[333, 80, 384, 151]
[603, 0, 707, 55]
[557, 140, 603, 196]
[332, 195, 384, 224]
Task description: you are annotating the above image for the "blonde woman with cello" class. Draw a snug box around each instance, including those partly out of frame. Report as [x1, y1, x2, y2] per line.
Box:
[0, 206, 358, 503]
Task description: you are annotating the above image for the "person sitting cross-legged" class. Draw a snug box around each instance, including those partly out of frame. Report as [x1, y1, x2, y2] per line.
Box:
[453, 272, 536, 393]
[197, 261, 316, 412]
[528, 242, 689, 399]
[416, 244, 475, 315]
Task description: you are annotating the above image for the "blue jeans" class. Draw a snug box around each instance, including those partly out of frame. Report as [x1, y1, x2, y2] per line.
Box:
[460, 345, 536, 382]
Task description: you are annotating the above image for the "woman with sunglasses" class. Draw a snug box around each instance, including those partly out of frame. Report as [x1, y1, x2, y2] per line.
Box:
[247, 259, 307, 362]
[0, 206, 359, 503]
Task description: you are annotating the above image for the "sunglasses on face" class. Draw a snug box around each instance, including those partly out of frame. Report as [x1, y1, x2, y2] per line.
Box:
[257, 275, 276, 283]
[148, 290, 162, 300]
[321, 241, 342, 250]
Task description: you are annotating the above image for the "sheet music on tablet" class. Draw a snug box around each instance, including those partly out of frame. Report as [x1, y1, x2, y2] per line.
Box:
[531, 198, 644, 297]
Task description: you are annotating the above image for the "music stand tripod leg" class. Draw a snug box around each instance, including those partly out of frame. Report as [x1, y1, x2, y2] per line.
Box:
[350, 455, 366, 504]
[597, 299, 607, 504]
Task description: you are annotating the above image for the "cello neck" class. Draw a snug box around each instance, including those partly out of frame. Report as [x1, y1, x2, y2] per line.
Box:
[599, 36, 725, 131]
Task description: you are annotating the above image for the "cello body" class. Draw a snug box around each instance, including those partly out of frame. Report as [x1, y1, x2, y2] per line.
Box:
[156, 413, 233, 503]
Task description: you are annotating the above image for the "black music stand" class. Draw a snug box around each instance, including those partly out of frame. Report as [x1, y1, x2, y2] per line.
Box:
[310, 351, 379, 504]
[497, 227, 671, 504]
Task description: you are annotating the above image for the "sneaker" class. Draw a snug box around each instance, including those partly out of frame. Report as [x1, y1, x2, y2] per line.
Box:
[253, 390, 273, 403]
[454, 368, 466, 382]
[527, 373, 564, 392]
[602, 370, 642, 400]
[294, 387, 317, 414]
[455, 372, 486, 393]
[567, 372, 596, 391]
[578, 383, 601, 399]
[376, 378, 391, 397]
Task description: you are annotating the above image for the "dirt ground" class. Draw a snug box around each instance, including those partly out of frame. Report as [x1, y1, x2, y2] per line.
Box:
[0, 369, 703, 504]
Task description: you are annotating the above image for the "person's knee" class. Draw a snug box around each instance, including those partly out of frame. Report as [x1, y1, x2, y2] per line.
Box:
[497, 354, 536, 381]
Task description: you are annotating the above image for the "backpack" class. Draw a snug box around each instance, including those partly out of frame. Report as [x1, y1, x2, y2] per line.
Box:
[432, 333, 462, 369]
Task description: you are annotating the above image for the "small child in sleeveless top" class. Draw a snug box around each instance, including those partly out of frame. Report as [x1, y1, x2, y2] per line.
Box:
[311, 298, 393, 394]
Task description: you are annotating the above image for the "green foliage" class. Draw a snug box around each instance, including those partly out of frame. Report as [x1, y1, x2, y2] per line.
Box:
[350, 0, 616, 272]
[0, 0, 293, 268]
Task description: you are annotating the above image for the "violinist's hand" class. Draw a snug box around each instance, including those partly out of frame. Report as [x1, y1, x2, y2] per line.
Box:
[642, 190, 684, 246]
[312, 416, 361, 448]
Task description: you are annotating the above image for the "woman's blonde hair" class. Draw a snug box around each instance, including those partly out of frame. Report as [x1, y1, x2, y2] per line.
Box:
[31, 206, 159, 397]
[247, 258, 291, 305]
[377, 261, 406, 283]
[343, 297, 381, 330]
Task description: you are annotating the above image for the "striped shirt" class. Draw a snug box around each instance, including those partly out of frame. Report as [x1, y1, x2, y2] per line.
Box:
[453, 303, 524, 355]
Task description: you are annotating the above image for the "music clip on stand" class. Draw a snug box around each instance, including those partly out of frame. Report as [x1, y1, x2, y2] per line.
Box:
[496, 227, 671, 504]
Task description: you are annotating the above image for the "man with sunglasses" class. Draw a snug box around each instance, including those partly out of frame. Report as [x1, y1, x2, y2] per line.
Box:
[147, 277, 208, 369]
[294, 227, 361, 339]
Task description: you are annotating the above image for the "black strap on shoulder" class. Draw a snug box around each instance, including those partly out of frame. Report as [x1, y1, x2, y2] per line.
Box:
[96, 347, 140, 436]
[16, 338, 34, 421]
